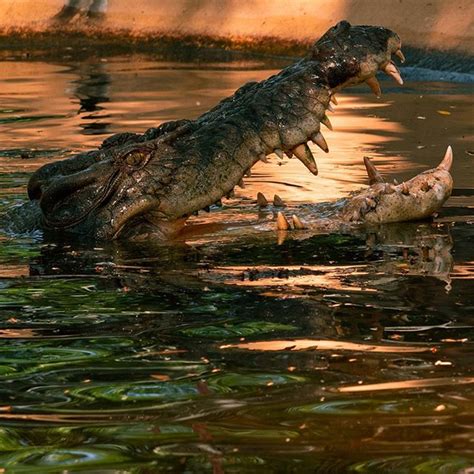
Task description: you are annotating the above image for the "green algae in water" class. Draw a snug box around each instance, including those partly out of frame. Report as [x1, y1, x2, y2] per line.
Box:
[0, 114, 66, 125]
[180, 321, 298, 339]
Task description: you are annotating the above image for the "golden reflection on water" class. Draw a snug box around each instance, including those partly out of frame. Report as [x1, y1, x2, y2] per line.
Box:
[451, 262, 474, 280]
[221, 339, 432, 353]
[338, 377, 474, 393]
[0, 264, 29, 278]
[243, 96, 406, 203]
[0, 328, 39, 338]
[203, 264, 375, 292]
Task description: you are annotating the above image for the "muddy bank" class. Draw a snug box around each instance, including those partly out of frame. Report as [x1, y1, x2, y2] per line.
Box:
[0, 0, 473, 57]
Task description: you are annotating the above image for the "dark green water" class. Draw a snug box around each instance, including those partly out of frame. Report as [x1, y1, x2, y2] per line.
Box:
[0, 54, 473, 472]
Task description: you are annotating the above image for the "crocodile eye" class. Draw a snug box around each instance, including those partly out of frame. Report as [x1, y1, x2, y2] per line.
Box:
[125, 151, 146, 166]
[120, 147, 152, 169]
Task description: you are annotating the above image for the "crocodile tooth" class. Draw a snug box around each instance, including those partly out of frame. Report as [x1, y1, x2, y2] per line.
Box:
[365, 76, 382, 98]
[274, 148, 284, 159]
[292, 215, 305, 229]
[330, 94, 338, 105]
[393, 179, 399, 185]
[321, 115, 333, 131]
[276, 212, 290, 230]
[257, 192, 268, 207]
[292, 143, 318, 175]
[401, 182, 410, 195]
[395, 49, 406, 63]
[438, 145, 453, 171]
[311, 132, 329, 153]
[245, 168, 252, 177]
[363, 156, 385, 184]
[260, 154, 269, 163]
[327, 103, 335, 112]
[384, 62, 403, 85]
[273, 194, 286, 207]
[238, 178, 245, 188]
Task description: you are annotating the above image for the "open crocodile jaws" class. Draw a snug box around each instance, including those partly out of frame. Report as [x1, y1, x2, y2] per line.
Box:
[26, 20, 409, 240]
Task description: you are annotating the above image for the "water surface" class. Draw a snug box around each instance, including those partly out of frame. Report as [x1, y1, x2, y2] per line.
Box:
[0, 54, 473, 472]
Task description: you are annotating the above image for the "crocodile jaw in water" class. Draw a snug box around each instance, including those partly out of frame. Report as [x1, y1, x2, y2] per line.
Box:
[276, 146, 454, 232]
[23, 20, 407, 240]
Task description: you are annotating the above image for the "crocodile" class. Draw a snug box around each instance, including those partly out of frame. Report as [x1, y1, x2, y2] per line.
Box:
[8, 21, 453, 240]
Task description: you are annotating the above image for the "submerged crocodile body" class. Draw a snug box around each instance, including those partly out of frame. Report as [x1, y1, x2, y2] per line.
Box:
[8, 21, 453, 240]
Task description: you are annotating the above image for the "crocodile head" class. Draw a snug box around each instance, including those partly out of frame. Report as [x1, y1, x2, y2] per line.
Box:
[27, 21, 405, 240]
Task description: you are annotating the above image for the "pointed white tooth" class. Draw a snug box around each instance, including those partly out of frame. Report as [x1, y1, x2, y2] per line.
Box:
[292, 215, 305, 229]
[276, 212, 290, 231]
[274, 148, 284, 159]
[365, 76, 382, 98]
[257, 192, 268, 207]
[438, 145, 453, 171]
[292, 143, 318, 175]
[311, 132, 329, 153]
[327, 103, 335, 112]
[245, 168, 252, 177]
[321, 115, 333, 130]
[395, 49, 406, 63]
[330, 94, 338, 105]
[363, 156, 385, 184]
[384, 62, 403, 85]
[273, 194, 286, 207]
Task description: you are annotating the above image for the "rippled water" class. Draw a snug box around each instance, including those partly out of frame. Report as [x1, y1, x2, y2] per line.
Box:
[0, 53, 473, 472]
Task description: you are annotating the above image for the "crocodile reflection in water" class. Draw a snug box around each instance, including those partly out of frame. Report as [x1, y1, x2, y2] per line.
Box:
[29, 218, 454, 292]
[71, 62, 112, 135]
